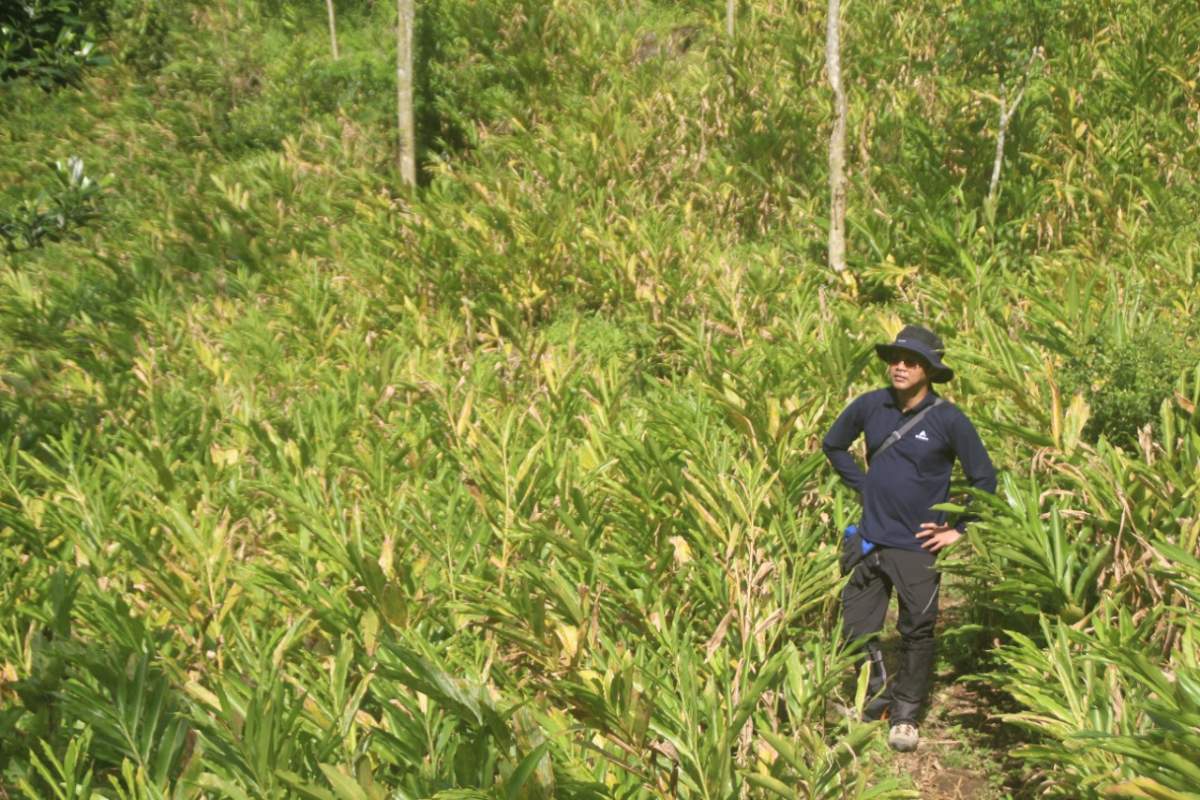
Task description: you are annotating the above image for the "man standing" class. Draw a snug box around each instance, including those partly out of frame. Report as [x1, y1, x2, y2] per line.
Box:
[822, 325, 996, 752]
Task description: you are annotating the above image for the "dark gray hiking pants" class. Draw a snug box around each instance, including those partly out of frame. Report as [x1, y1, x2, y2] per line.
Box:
[841, 539, 940, 724]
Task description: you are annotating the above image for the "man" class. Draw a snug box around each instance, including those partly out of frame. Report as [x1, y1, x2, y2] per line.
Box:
[822, 324, 996, 752]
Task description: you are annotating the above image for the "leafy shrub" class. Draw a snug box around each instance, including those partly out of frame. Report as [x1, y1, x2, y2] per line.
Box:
[417, 0, 559, 154]
[1060, 321, 1198, 449]
[98, 0, 175, 75]
[0, 156, 104, 251]
[223, 44, 395, 153]
[0, 0, 105, 87]
[543, 311, 656, 365]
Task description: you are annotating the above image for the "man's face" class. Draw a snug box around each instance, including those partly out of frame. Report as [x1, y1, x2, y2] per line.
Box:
[886, 351, 930, 392]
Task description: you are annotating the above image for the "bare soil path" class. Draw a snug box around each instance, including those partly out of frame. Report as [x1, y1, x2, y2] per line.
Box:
[871, 579, 1031, 799]
[885, 677, 1027, 799]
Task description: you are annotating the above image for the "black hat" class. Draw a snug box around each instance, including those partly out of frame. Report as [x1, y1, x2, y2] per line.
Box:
[875, 325, 954, 383]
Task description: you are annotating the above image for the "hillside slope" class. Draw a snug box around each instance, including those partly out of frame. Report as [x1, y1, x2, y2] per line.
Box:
[2, 1, 1199, 797]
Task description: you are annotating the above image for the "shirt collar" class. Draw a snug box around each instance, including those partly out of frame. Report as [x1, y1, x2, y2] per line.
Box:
[884, 387, 939, 413]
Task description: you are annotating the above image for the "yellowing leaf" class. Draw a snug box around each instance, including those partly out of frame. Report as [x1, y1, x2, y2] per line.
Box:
[879, 312, 903, 340]
[378, 535, 395, 580]
[669, 535, 693, 565]
[1062, 393, 1090, 455]
[362, 610, 380, 657]
[555, 624, 579, 663]
[184, 680, 221, 711]
[209, 443, 240, 467]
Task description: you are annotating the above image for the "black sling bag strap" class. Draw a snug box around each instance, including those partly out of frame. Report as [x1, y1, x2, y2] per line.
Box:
[868, 398, 945, 462]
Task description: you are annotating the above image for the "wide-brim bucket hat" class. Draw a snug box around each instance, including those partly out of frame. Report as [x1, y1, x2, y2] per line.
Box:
[875, 324, 954, 383]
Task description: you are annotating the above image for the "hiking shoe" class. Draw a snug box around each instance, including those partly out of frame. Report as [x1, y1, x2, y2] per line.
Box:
[888, 722, 919, 752]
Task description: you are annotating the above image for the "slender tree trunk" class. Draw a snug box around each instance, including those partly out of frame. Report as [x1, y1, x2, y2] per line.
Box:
[326, 0, 340, 60]
[825, 0, 848, 274]
[987, 88, 1010, 204]
[726, 0, 734, 38]
[987, 48, 1040, 207]
[396, 0, 416, 186]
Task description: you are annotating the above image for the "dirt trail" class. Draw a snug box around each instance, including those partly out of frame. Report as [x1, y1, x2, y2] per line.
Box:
[886, 679, 1024, 799]
[874, 581, 1029, 799]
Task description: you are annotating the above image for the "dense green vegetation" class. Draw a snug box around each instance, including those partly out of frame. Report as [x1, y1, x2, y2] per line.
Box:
[2, 0, 1198, 797]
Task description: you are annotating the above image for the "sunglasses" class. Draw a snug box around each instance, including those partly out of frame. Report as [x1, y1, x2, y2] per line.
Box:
[885, 353, 928, 368]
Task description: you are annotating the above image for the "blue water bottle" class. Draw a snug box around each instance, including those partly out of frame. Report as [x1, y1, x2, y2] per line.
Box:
[844, 524, 875, 555]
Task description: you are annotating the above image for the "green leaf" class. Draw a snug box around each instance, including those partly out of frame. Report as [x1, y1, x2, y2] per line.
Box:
[319, 764, 370, 800]
[504, 741, 552, 800]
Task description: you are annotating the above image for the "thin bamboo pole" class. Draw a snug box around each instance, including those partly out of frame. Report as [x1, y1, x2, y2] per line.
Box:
[326, 0, 340, 60]
[826, 0, 847, 274]
[396, 0, 416, 186]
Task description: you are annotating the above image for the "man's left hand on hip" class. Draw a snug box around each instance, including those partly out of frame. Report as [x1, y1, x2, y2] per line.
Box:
[915, 522, 961, 552]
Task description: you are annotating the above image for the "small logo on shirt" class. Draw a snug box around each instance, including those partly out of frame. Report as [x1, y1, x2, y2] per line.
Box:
[915, 430, 930, 442]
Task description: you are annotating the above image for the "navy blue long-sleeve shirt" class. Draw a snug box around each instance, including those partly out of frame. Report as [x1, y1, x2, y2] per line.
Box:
[822, 388, 997, 551]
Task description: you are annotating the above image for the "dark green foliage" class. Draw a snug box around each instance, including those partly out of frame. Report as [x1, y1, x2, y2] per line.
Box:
[221, 44, 396, 154]
[0, 157, 104, 252]
[416, 0, 556, 155]
[1061, 322, 1197, 449]
[947, 0, 1057, 80]
[0, 0, 106, 87]
[544, 312, 656, 366]
[99, 0, 175, 75]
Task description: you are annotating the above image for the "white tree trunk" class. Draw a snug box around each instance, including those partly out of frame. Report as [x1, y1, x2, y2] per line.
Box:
[326, 0, 340, 60]
[988, 47, 1041, 208]
[825, 0, 848, 274]
[396, 0, 416, 186]
[987, 91, 1009, 204]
